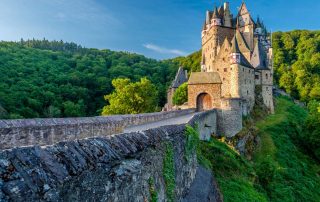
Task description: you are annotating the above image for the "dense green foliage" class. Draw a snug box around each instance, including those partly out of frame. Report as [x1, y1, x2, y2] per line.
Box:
[196, 97, 320, 202]
[163, 142, 175, 202]
[300, 101, 320, 160]
[184, 125, 200, 161]
[0, 39, 179, 119]
[273, 30, 320, 101]
[172, 82, 188, 106]
[273, 30, 320, 161]
[101, 78, 158, 115]
[170, 50, 201, 73]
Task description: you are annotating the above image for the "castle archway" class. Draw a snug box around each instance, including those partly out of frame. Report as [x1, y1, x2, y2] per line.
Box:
[196, 93, 212, 112]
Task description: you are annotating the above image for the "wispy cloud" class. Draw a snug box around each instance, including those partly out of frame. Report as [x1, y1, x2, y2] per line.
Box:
[143, 43, 187, 56]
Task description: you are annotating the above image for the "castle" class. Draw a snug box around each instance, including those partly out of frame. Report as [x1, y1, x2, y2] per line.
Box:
[166, 1, 274, 137]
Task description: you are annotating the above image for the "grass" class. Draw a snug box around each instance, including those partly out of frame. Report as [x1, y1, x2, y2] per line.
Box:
[254, 97, 320, 202]
[196, 96, 320, 202]
[163, 142, 175, 202]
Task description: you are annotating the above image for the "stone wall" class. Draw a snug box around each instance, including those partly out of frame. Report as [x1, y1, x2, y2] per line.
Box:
[188, 84, 221, 110]
[260, 69, 274, 113]
[0, 110, 217, 201]
[202, 26, 235, 71]
[0, 109, 195, 150]
[217, 98, 243, 137]
[190, 110, 217, 140]
[238, 65, 255, 111]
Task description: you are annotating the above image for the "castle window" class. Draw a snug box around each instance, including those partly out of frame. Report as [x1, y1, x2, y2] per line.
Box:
[247, 90, 249, 95]
[266, 73, 268, 79]
[249, 70, 251, 73]
[255, 75, 259, 80]
[224, 68, 227, 72]
[231, 68, 232, 71]
[223, 78, 226, 81]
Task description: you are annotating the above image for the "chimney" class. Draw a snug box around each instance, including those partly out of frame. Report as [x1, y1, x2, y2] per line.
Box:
[224, 2, 230, 11]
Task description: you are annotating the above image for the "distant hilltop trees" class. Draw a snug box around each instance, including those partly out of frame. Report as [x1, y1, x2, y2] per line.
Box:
[0, 39, 180, 119]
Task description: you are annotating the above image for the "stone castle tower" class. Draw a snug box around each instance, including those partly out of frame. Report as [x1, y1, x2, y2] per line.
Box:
[167, 1, 274, 137]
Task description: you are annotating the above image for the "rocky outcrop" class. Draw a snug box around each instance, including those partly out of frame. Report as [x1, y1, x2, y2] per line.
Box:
[182, 166, 223, 202]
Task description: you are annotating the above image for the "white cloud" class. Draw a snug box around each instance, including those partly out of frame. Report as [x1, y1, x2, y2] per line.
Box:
[143, 43, 187, 56]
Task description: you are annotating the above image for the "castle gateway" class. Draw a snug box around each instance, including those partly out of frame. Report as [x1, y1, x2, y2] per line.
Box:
[166, 1, 274, 137]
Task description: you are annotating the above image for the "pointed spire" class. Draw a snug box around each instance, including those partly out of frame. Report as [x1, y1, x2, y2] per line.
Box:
[251, 40, 269, 70]
[206, 10, 211, 24]
[212, 5, 219, 18]
[256, 16, 262, 28]
[238, 1, 249, 16]
[231, 35, 241, 53]
[218, 6, 224, 17]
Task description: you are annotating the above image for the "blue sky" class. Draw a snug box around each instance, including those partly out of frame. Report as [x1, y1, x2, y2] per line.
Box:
[0, 0, 319, 59]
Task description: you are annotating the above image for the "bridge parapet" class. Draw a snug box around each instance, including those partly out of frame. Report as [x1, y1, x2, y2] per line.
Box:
[0, 109, 195, 150]
[0, 109, 218, 201]
[188, 109, 217, 140]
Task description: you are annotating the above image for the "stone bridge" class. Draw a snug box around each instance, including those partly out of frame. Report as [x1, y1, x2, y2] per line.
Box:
[0, 109, 221, 201]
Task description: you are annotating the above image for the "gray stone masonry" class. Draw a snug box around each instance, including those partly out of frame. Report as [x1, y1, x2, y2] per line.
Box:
[0, 110, 217, 201]
[0, 109, 195, 150]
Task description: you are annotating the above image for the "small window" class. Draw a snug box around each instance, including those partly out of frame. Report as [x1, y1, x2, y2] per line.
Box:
[255, 75, 259, 80]
[223, 78, 226, 81]
[243, 68, 245, 72]
[224, 68, 227, 72]
[266, 73, 268, 79]
[247, 90, 249, 95]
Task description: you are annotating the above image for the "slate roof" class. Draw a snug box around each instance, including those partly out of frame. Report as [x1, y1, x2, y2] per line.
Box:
[251, 40, 270, 70]
[171, 67, 188, 88]
[212, 6, 219, 18]
[230, 35, 254, 68]
[188, 72, 222, 85]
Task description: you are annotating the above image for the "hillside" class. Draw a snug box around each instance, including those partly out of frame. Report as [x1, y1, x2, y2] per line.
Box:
[0, 39, 179, 119]
[198, 97, 320, 202]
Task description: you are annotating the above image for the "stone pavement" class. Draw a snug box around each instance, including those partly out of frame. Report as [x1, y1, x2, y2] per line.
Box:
[123, 113, 197, 133]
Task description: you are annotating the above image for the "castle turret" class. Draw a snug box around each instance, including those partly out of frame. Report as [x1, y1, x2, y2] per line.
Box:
[223, 2, 233, 27]
[230, 36, 241, 64]
[205, 10, 211, 29]
[201, 54, 206, 72]
[237, 2, 254, 51]
[230, 36, 241, 98]
[211, 6, 222, 26]
[255, 16, 263, 35]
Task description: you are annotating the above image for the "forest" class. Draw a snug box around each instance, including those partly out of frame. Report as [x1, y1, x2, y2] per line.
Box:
[0, 39, 180, 119]
[272, 30, 320, 160]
